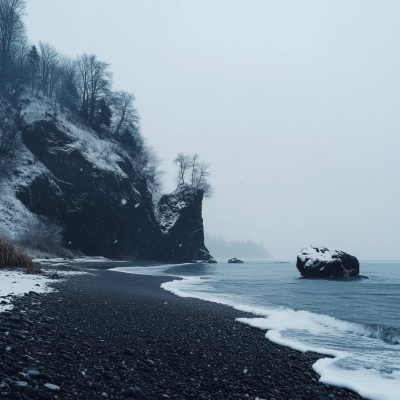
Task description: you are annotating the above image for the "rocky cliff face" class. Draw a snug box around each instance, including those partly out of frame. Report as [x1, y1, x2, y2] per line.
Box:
[1, 94, 215, 262]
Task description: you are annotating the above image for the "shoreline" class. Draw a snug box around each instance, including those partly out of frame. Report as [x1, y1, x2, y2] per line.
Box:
[0, 265, 365, 400]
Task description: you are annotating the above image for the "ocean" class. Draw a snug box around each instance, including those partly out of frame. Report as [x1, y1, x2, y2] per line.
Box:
[112, 260, 400, 400]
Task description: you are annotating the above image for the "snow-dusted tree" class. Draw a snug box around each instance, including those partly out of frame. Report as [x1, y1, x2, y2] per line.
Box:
[189, 153, 199, 185]
[194, 161, 213, 198]
[77, 54, 112, 126]
[174, 153, 213, 197]
[36, 42, 60, 97]
[0, 0, 26, 85]
[174, 153, 191, 185]
[55, 57, 79, 111]
[93, 97, 112, 132]
[112, 91, 138, 138]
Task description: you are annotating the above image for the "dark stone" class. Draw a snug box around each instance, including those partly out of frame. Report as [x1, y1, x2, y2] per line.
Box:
[10, 381, 28, 388]
[296, 246, 362, 278]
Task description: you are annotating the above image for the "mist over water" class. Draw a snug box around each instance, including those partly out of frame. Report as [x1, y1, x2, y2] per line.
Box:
[113, 260, 400, 400]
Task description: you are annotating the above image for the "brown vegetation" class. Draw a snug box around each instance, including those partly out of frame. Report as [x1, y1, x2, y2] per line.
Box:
[0, 236, 39, 272]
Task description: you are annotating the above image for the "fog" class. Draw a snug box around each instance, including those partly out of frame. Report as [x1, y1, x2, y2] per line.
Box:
[25, 0, 400, 259]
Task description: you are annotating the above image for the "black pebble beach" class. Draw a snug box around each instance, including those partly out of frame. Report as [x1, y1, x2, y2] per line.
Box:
[0, 264, 366, 400]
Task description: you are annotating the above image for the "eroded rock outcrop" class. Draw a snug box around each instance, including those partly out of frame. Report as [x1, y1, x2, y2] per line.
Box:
[296, 246, 360, 278]
[156, 184, 216, 263]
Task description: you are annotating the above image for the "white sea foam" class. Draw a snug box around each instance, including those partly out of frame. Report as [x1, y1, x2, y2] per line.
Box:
[114, 267, 400, 400]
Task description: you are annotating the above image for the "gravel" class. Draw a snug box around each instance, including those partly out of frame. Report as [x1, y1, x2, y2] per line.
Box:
[0, 265, 366, 400]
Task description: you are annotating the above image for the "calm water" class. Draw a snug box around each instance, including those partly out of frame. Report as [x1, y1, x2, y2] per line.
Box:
[113, 260, 400, 400]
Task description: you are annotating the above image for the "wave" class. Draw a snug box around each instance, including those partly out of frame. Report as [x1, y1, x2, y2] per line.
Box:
[160, 276, 400, 345]
[237, 305, 400, 346]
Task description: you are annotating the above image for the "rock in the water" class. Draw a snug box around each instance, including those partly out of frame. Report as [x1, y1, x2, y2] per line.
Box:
[296, 246, 360, 278]
[228, 258, 244, 263]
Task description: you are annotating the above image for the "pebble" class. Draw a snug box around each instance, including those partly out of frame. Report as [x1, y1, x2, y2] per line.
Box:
[44, 383, 60, 391]
[10, 381, 28, 388]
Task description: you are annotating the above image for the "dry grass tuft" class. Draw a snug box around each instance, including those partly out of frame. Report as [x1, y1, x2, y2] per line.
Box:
[0, 236, 40, 273]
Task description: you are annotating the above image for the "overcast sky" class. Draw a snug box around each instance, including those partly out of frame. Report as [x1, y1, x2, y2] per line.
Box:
[25, 1, 400, 260]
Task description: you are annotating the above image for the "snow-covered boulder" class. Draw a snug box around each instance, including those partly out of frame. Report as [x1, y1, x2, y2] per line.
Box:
[228, 258, 244, 263]
[156, 184, 216, 263]
[296, 246, 360, 278]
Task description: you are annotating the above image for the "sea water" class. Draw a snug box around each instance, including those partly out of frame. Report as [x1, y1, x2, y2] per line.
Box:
[112, 260, 400, 400]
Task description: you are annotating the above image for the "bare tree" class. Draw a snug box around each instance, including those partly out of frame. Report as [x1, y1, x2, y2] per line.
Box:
[48, 62, 63, 99]
[189, 153, 199, 186]
[76, 53, 90, 118]
[174, 153, 213, 197]
[144, 147, 165, 198]
[36, 42, 60, 97]
[7, 33, 28, 86]
[112, 91, 138, 138]
[0, 0, 26, 83]
[173, 153, 191, 185]
[56, 57, 79, 110]
[77, 54, 112, 125]
[27, 44, 39, 90]
[194, 161, 213, 198]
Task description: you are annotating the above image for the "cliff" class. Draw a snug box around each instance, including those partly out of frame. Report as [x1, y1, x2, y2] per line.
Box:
[0, 93, 215, 262]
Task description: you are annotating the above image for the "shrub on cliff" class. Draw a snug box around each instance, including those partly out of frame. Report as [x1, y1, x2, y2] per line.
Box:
[16, 216, 72, 258]
[0, 235, 38, 272]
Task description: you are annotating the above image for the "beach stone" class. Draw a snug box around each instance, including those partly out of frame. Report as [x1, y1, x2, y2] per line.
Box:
[27, 370, 40, 378]
[16, 372, 26, 380]
[296, 246, 360, 278]
[11, 380, 28, 388]
[2, 311, 13, 317]
[44, 383, 60, 392]
[123, 387, 137, 396]
[23, 386, 35, 396]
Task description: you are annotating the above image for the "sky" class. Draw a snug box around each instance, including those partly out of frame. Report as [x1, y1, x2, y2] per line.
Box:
[24, 0, 400, 260]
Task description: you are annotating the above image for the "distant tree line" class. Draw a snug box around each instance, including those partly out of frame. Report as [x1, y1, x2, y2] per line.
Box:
[0, 0, 165, 197]
[205, 233, 270, 259]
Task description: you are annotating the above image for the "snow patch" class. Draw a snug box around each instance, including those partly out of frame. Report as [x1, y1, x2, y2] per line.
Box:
[0, 271, 54, 311]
